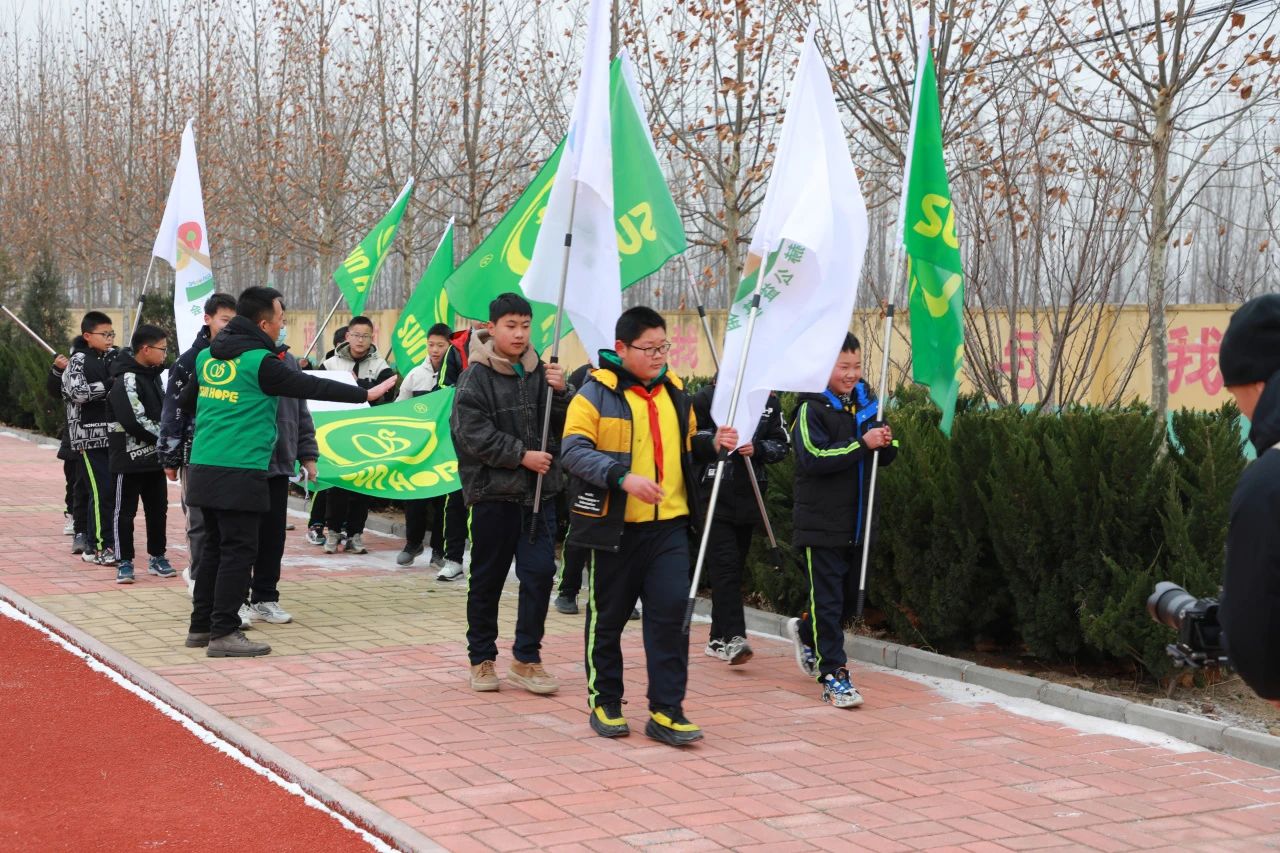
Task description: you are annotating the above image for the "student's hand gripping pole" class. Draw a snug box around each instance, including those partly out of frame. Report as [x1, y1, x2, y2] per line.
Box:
[854, 302, 895, 619]
[684, 291, 764, 634]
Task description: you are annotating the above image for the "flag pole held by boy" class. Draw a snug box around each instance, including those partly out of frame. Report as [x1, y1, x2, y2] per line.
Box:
[688, 19, 870, 632]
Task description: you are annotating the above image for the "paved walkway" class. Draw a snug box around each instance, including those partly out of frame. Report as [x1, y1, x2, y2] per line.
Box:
[2, 431, 1279, 851]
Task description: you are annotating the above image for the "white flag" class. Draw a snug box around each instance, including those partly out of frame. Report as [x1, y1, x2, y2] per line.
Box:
[152, 120, 214, 351]
[518, 0, 619, 360]
[711, 20, 869, 445]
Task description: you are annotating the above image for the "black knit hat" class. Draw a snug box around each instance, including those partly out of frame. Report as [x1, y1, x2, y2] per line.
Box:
[1220, 293, 1280, 386]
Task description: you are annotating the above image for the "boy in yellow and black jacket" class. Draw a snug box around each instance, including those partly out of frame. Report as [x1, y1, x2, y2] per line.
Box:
[561, 306, 733, 746]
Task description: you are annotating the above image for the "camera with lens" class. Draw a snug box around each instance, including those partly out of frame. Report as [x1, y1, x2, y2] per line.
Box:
[1146, 582, 1230, 669]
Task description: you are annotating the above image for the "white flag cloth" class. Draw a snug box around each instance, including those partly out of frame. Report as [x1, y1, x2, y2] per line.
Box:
[710, 20, 869, 445]
[152, 120, 214, 351]
[518, 0, 619, 360]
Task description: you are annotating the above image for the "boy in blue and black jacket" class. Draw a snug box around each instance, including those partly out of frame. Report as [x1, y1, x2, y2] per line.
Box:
[786, 333, 899, 708]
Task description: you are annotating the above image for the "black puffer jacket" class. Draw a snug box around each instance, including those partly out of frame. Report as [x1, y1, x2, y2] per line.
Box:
[449, 329, 571, 507]
[62, 336, 118, 452]
[791, 380, 898, 549]
[107, 351, 165, 474]
[158, 324, 213, 470]
[1222, 368, 1280, 700]
[692, 384, 789, 526]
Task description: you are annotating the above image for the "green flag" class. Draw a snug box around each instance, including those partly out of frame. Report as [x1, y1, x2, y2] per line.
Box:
[312, 389, 460, 499]
[902, 38, 965, 435]
[334, 179, 414, 316]
[444, 56, 686, 354]
[391, 220, 454, 371]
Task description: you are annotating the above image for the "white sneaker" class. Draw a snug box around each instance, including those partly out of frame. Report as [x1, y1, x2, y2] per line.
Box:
[181, 566, 195, 597]
[63, 517, 75, 536]
[344, 533, 367, 554]
[238, 603, 253, 630]
[704, 639, 728, 661]
[323, 531, 340, 554]
[436, 559, 464, 581]
[250, 601, 292, 624]
[723, 635, 754, 666]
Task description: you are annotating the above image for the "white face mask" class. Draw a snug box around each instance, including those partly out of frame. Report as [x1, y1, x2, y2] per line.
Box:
[276, 325, 288, 346]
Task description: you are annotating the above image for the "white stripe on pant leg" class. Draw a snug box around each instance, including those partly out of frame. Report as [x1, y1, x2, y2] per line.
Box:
[113, 472, 124, 561]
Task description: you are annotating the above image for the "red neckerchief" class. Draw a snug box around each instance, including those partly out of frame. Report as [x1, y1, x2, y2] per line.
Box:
[628, 383, 666, 483]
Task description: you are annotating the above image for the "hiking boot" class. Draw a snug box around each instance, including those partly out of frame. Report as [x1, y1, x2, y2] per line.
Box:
[63, 516, 75, 535]
[821, 668, 864, 709]
[704, 638, 728, 661]
[344, 533, 367, 554]
[115, 560, 135, 584]
[181, 566, 195, 597]
[436, 559, 464, 581]
[396, 544, 423, 566]
[645, 708, 703, 747]
[508, 660, 560, 695]
[470, 660, 499, 692]
[589, 703, 629, 738]
[323, 531, 340, 554]
[724, 635, 754, 666]
[238, 604, 253, 630]
[207, 630, 271, 658]
[184, 631, 210, 648]
[306, 524, 325, 546]
[554, 594, 578, 615]
[71, 533, 87, 555]
[786, 617, 818, 678]
[148, 555, 176, 578]
[250, 601, 292, 624]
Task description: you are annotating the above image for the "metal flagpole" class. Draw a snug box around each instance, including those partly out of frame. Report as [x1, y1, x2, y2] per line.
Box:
[682, 255, 783, 571]
[853, 242, 903, 619]
[129, 256, 157, 342]
[302, 296, 344, 364]
[529, 186, 581, 541]
[683, 268, 773, 634]
[1, 305, 57, 355]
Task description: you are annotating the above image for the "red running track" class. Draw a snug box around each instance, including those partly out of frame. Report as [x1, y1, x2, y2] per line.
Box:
[0, 611, 375, 852]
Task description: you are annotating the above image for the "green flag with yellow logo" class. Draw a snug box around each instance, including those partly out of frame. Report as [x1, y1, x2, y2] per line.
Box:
[312, 389, 459, 499]
[334, 178, 414, 316]
[391, 220, 454, 371]
[444, 55, 685, 353]
[902, 37, 965, 435]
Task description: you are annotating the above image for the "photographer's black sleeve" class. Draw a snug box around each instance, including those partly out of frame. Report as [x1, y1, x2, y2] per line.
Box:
[1221, 462, 1280, 700]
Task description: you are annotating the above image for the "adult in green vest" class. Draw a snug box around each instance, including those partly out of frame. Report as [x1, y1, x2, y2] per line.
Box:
[183, 287, 395, 657]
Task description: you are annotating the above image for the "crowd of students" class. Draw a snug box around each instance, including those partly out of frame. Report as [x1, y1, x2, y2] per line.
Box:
[48, 287, 898, 745]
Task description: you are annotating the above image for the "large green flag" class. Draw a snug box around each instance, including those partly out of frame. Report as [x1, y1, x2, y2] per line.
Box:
[391, 220, 454, 371]
[312, 389, 460, 499]
[902, 38, 965, 435]
[444, 56, 685, 354]
[334, 179, 414, 316]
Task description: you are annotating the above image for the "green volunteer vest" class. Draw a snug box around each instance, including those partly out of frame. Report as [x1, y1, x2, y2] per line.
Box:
[190, 348, 279, 470]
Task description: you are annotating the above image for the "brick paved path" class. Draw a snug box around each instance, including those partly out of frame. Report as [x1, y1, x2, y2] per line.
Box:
[2, 432, 1278, 851]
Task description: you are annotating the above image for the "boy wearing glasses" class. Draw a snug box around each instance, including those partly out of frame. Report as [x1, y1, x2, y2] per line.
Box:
[320, 315, 396, 554]
[561, 306, 735, 746]
[63, 310, 120, 566]
[107, 324, 173, 584]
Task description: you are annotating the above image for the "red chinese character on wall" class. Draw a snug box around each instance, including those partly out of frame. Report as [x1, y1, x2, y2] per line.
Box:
[668, 329, 698, 372]
[1168, 326, 1223, 396]
[999, 330, 1038, 390]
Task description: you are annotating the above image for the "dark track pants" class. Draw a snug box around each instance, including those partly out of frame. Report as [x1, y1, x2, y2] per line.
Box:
[797, 545, 857, 679]
[113, 470, 167, 562]
[558, 542, 589, 598]
[325, 488, 370, 537]
[705, 518, 753, 642]
[252, 476, 289, 604]
[190, 508, 258, 639]
[180, 467, 206, 582]
[465, 500, 557, 666]
[585, 518, 691, 714]
[404, 495, 444, 553]
[77, 449, 115, 552]
[441, 490, 467, 562]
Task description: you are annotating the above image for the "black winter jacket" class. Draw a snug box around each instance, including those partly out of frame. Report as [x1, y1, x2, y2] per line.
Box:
[107, 351, 165, 474]
[691, 385, 789, 526]
[182, 316, 368, 511]
[1221, 369, 1280, 700]
[791, 381, 898, 549]
[158, 325, 212, 469]
[268, 352, 319, 479]
[449, 330, 571, 507]
[62, 336, 119, 452]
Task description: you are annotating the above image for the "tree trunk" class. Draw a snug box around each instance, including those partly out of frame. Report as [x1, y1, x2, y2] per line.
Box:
[1148, 98, 1172, 421]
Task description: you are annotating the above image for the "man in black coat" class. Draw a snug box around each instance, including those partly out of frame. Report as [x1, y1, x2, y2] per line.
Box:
[1219, 294, 1280, 706]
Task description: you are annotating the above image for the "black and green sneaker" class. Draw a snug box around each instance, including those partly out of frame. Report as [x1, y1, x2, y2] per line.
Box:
[645, 708, 703, 747]
[589, 703, 630, 738]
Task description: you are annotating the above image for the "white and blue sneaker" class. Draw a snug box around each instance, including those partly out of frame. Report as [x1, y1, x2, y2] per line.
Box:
[148, 555, 176, 578]
[821, 668, 864, 708]
[115, 560, 135, 585]
[785, 617, 818, 678]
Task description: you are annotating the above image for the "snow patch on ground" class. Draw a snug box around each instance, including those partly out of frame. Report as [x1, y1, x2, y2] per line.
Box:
[0, 600, 394, 852]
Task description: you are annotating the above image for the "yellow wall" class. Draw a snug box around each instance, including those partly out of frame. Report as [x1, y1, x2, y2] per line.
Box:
[75, 303, 1238, 411]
